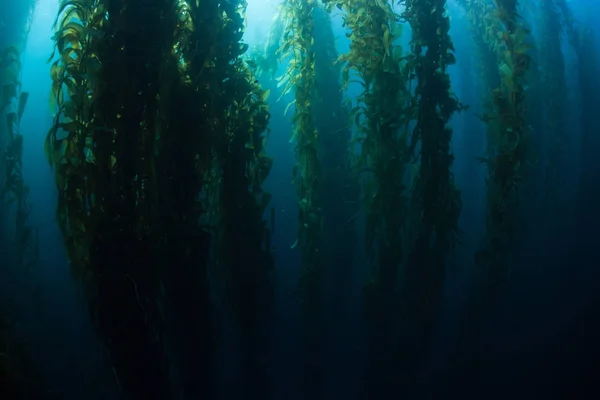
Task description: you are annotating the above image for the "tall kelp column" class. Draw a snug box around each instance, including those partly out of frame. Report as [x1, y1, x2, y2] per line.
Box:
[202, 1, 275, 397]
[311, 4, 360, 385]
[46, 0, 274, 398]
[471, 0, 531, 324]
[279, 0, 325, 395]
[161, 1, 274, 397]
[401, 0, 463, 385]
[454, 0, 531, 363]
[46, 1, 180, 397]
[0, 44, 41, 400]
[0, 46, 38, 273]
[323, 0, 412, 395]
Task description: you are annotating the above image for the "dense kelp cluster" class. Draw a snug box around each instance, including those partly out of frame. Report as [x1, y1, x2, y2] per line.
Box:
[469, 0, 532, 313]
[1, 45, 38, 271]
[0, 10, 43, 397]
[322, 0, 412, 394]
[279, 0, 323, 316]
[45, 0, 274, 398]
[401, 0, 464, 383]
[452, 0, 533, 367]
[278, 0, 326, 395]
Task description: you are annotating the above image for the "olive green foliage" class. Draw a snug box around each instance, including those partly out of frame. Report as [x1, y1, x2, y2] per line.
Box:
[404, 0, 462, 259]
[0, 45, 38, 270]
[197, 1, 274, 396]
[46, 0, 274, 397]
[45, 1, 186, 396]
[474, 0, 531, 285]
[278, 1, 325, 395]
[279, 0, 324, 318]
[458, 0, 502, 97]
[322, 0, 413, 394]
[401, 0, 463, 376]
[325, 0, 412, 366]
[0, 42, 42, 400]
[45, 0, 110, 283]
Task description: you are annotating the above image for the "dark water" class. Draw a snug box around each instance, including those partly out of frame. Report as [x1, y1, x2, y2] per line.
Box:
[1, 0, 600, 399]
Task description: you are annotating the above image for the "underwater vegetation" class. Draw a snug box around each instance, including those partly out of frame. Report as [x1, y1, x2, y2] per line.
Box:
[0, 0, 598, 398]
[0, 41, 43, 399]
[1, 44, 39, 274]
[44, 0, 274, 398]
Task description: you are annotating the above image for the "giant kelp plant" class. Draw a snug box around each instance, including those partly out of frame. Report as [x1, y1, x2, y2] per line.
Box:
[472, 0, 532, 316]
[401, 0, 463, 384]
[456, 0, 532, 349]
[278, 0, 325, 394]
[201, 2, 275, 395]
[1, 45, 38, 272]
[323, 0, 412, 395]
[0, 42, 43, 400]
[162, 2, 274, 397]
[46, 0, 274, 398]
[46, 1, 184, 396]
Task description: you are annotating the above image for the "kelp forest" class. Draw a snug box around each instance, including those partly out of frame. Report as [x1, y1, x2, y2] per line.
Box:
[1, 0, 599, 399]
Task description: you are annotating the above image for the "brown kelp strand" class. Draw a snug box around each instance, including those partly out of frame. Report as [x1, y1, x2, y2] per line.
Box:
[154, 0, 225, 397]
[323, 0, 412, 395]
[45, 0, 219, 397]
[473, 0, 532, 311]
[46, 0, 277, 397]
[0, 45, 39, 271]
[196, 1, 275, 397]
[214, 59, 274, 398]
[402, 0, 464, 379]
[279, 0, 325, 395]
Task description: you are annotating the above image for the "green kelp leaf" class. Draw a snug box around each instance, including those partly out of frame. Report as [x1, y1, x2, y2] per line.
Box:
[499, 62, 512, 77]
[284, 99, 296, 117]
[262, 89, 271, 101]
